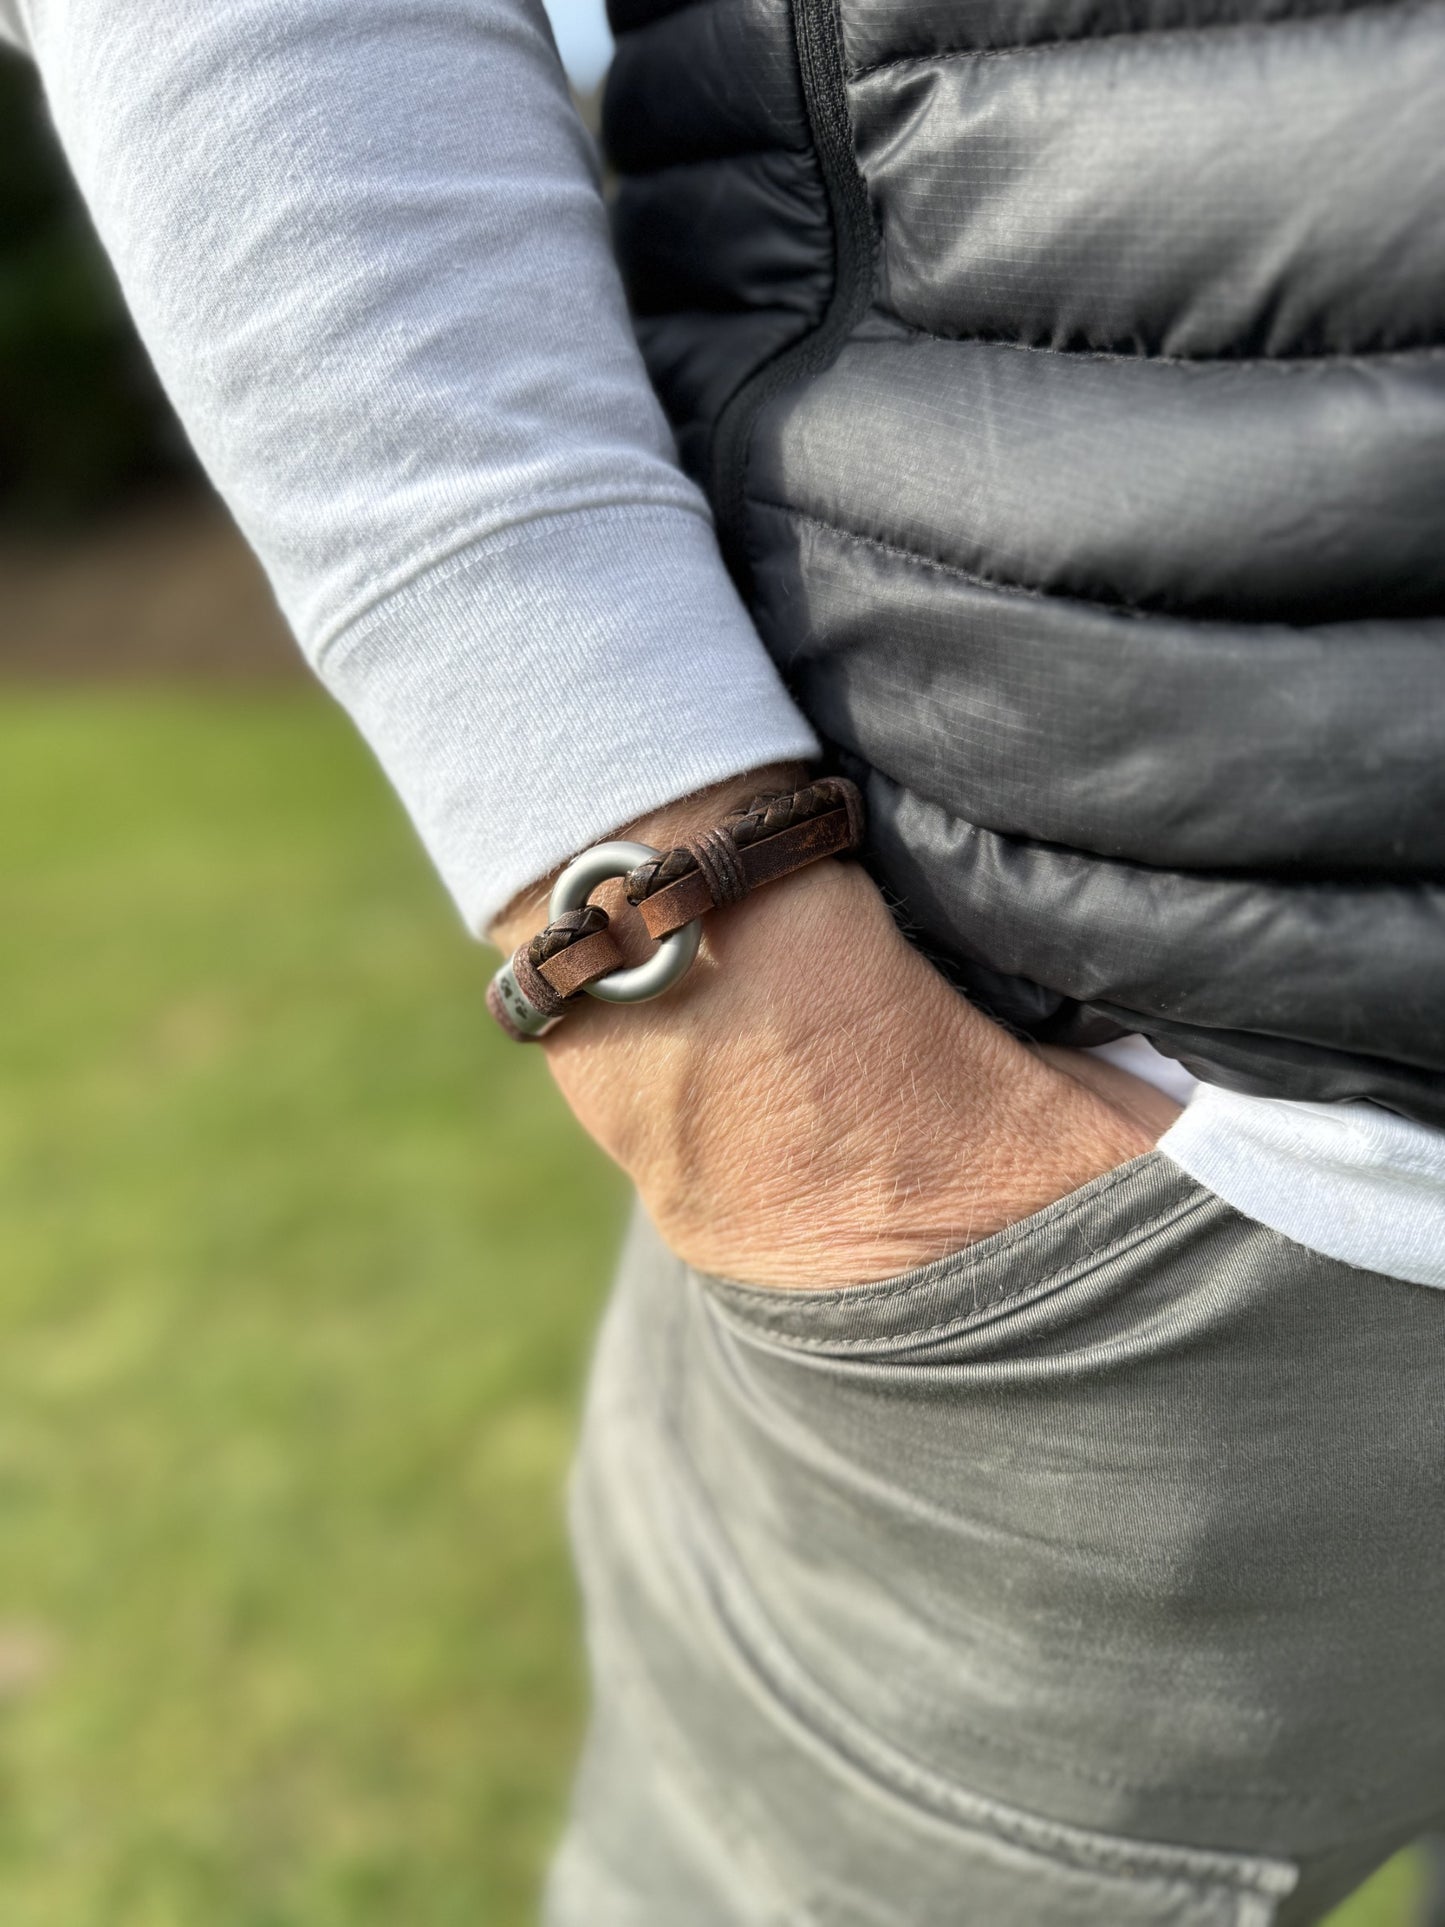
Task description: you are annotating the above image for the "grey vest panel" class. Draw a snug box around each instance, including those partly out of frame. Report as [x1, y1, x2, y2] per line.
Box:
[605, 0, 1445, 1123]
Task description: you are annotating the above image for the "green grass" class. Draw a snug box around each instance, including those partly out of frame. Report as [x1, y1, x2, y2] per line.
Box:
[0, 692, 1422, 1925]
[0, 692, 625, 1924]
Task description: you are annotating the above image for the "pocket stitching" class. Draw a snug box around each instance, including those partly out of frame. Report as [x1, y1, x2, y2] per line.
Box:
[709, 1190, 1210, 1355]
[705, 1173, 1214, 1356]
[708, 1154, 1164, 1314]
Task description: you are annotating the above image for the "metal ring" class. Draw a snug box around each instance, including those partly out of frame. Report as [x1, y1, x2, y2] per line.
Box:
[548, 840, 702, 1005]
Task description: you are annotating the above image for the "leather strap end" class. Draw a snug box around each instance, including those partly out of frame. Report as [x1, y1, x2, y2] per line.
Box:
[636, 868, 716, 942]
[535, 925, 626, 998]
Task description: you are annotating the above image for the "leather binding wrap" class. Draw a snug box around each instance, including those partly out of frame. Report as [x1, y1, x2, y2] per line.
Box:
[625, 778, 864, 939]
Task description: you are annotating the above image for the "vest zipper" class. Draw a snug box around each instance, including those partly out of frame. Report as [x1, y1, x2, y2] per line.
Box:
[709, 0, 878, 586]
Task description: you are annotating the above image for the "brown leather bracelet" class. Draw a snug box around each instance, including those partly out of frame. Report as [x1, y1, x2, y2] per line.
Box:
[486, 776, 864, 1042]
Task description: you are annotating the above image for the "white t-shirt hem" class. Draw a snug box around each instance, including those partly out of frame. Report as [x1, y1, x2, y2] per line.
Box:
[1157, 1085, 1445, 1289]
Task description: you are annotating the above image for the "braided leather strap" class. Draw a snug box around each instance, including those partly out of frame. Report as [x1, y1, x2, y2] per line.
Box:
[624, 776, 864, 941]
[526, 904, 626, 997]
[487, 775, 864, 1040]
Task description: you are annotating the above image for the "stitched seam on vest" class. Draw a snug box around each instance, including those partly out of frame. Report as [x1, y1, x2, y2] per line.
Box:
[750, 497, 1081, 610]
[871, 776, 1445, 905]
[868, 324, 1445, 369]
[614, 142, 813, 179]
[748, 496, 1445, 627]
[847, 0, 1422, 79]
[863, 759, 1445, 895]
[613, 0, 722, 28]
[1086, 999, 1445, 1073]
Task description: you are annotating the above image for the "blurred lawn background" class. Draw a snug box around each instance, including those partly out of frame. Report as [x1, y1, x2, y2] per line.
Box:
[0, 28, 1427, 1927]
[0, 694, 625, 1923]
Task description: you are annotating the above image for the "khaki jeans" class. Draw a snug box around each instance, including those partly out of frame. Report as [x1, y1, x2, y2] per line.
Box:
[547, 1153, 1445, 1925]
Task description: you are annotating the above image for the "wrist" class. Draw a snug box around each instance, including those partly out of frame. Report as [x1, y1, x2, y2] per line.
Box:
[538, 849, 971, 1200]
[488, 781, 1166, 1287]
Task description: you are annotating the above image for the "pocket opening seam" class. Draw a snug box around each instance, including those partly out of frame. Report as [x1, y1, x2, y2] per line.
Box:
[707, 1186, 1213, 1355]
[707, 1154, 1168, 1314]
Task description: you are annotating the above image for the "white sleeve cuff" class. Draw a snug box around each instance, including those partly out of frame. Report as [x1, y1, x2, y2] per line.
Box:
[316, 502, 820, 934]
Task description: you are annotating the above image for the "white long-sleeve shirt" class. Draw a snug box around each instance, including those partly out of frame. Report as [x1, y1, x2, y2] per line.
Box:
[4, 0, 1441, 1288]
[3, 0, 820, 931]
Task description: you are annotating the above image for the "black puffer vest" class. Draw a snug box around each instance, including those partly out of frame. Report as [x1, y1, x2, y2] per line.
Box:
[603, 0, 1445, 1124]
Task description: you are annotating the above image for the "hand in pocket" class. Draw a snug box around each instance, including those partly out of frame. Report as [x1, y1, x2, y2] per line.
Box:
[535, 855, 1178, 1290]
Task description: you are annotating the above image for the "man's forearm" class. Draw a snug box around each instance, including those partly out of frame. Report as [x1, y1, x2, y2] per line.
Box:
[11, 0, 816, 933]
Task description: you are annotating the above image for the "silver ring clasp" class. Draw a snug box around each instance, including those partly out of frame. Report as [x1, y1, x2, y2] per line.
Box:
[548, 840, 702, 1004]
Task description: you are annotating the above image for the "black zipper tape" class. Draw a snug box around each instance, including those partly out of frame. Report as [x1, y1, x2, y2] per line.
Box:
[709, 0, 878, 587]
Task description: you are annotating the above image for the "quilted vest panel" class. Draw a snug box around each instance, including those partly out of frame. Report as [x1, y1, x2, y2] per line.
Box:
[604, 0, 1445, 1123]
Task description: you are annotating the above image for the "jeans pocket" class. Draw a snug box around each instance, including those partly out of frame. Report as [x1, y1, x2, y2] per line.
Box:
[580, 1177, 1418, 1924]
[555, 1401, 1302, 1927]
[666, 1388, 1301, 1927]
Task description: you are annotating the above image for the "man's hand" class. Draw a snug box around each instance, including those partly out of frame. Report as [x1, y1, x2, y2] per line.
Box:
[491, 767, 1178, 1289]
